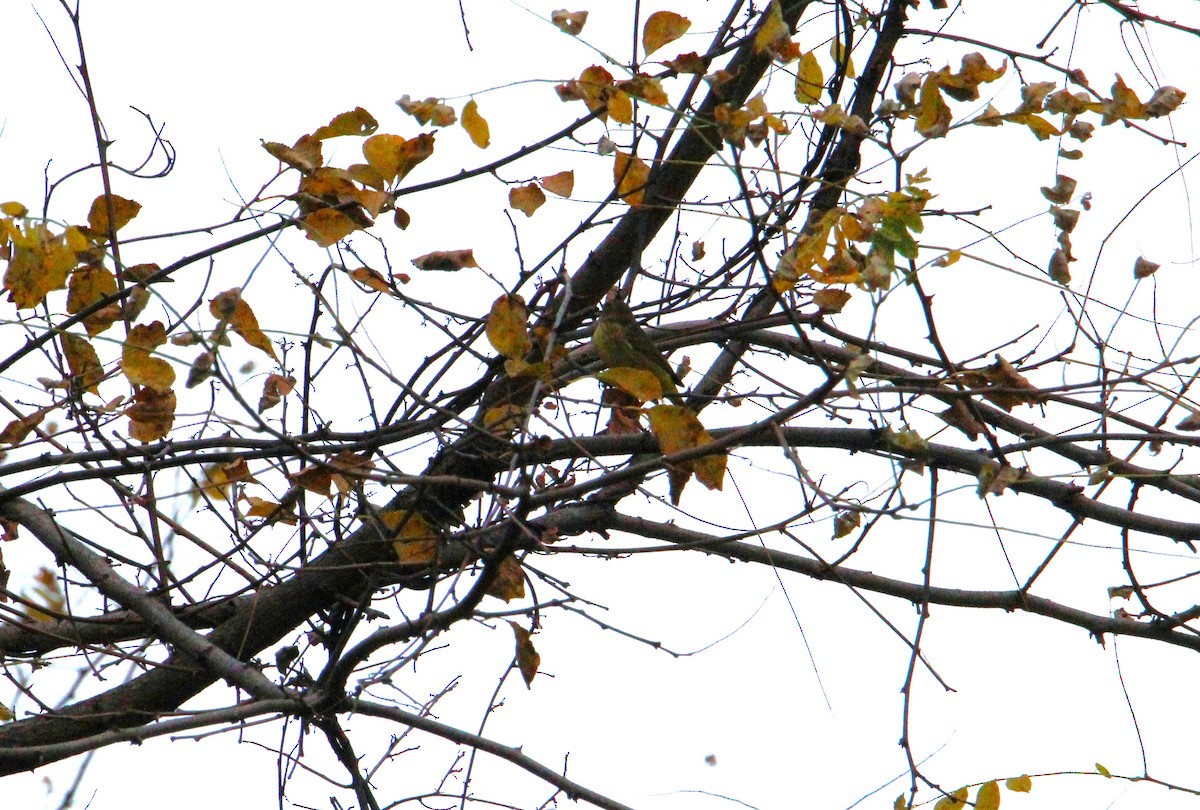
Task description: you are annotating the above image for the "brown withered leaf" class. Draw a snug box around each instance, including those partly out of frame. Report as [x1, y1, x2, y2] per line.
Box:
[412, 249, 478, 272]
[486, 554, 526, 602]
[258, 373, 296, 413]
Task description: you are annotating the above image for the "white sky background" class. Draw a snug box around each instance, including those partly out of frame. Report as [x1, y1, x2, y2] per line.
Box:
[3, 1, 1200, 809]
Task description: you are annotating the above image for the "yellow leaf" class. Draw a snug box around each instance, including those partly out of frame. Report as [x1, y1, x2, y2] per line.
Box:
[830, 39, 855, 77]
[209, 290, 278, 361]
[0, 201, 27, 217]
[121, 321, 175, 392]
[362, 133, 407, 181]
[483, 404, 525, 434]
[486, 294, 533, 359]
[614, 150, 650, 206]
[461, 99, 490, 148]
[244, 496, 297, 525]
[607, 90, 633, 124]
[1103, 75, 1144, 124]
[312, 107, 378, 139]
[380, 509, 439, 565]
[509, 621, 540, 687]
[124, 386, 176, 442]
[916, 77, 952, 138]
[539, 171, 574, 198]
[598, 367, 664, 403]
[302, 208, 361, 247]
[194, 457, 258, 503]
[795, 51, 824, 105]
[975, 781, 1000, 810]
[486, 554, 526, 602]
[933, 787, 969, 810]
[3, 223, 79, 309]
[66, 265, 120, 336]
[509, 184, 546, 217]
[1005, 775, 1032, 793]
[647, 405, 726, 503]
[753, 0, 790, 56]
[932, 249, 961, 267]
[551, 9, 588, 35]
[1096, 763, 1111, 778]
[411, 249, 478, 271]
[61, 333, 104, 395]
[642, 11, 691, 56]
[618, 75, 669, 107]
[0, 701, 13, 722]
[86, 194, 141, 237]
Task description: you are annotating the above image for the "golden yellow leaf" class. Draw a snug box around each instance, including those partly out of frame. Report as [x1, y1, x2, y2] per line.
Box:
[121, 321, 175, 391]
[539, 171, 574, 198]
[975, 781, 1000, 810]
[830, 39, 855, 77]
[312, 107, 379, 139]
[618, 75, 670, 106]
[509, 621, 540, 687]
[380, 509, 440, 565]
[209, 290, 278, 361]
[598, 367, 664, 403]
[551, 9, 588, 35]
[263, 134, 322, 173]
[509, 184, 546, 217]
[397, 132, 436, 180]
[244, 496, 298, 525]
[753, 0, 790, 56]
[932, 787, 968, 810]
[195, 457, 258, 503]
[614, 150, 650, 206]
[0, 201, 27, 217]
[916, 77, 952, 138]
[412, 249, 478, 271]
[3, 223, 78, 309]
[303, 208, 361, 247]
[795, 51, 824, 104]
[1103, 75, 1144, 124]
[61, 333, 104, 395]
[642, 11, 691, 56]
[86, 194, 141, 237]
[362, 133, 407, 182]
[1005, 775, 1032, 793]
[647, 404, 726, 502]
[486, 554, 526, 602]
[124, 386, 176, 442]
[461, 99, 490, 148]
[483, 404, 525, 434]
[397, 95, 456, 127]
[66, 265, 120, 336]
[607, 90, 633, 124]
[486, 294, 533, 359]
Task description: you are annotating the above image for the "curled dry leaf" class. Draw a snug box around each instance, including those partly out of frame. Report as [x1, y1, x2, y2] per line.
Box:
[551, 9, 587, 35]
[412, 249, 478, 271]
[1133, 256, 1160, 279]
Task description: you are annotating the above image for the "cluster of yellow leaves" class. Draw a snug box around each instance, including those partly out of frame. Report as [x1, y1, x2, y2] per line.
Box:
[774, 179, 931, 296]
[715, 93, 789, 147]
[897, 774, 1031, 810]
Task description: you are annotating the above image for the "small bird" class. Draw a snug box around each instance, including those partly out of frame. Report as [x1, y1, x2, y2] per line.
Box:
[592, 295, 683, 402]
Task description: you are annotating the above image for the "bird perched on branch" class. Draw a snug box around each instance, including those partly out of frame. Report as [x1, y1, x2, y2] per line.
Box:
[592, 294, 684, 403]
